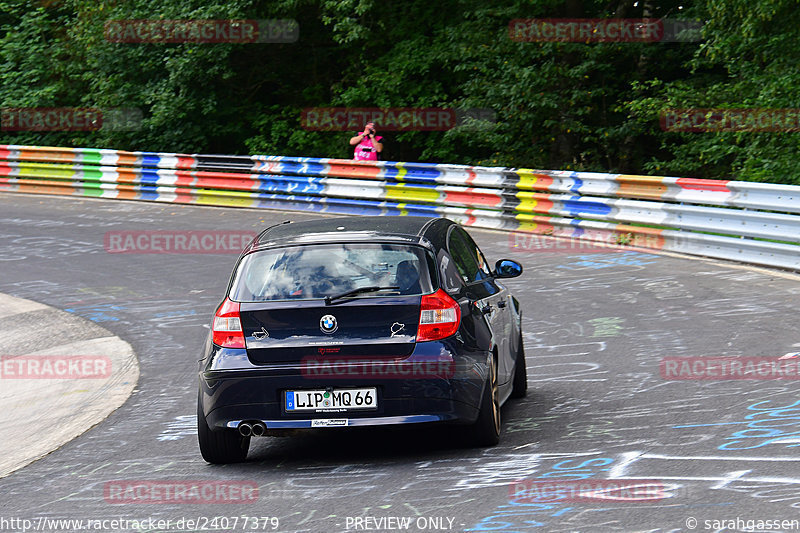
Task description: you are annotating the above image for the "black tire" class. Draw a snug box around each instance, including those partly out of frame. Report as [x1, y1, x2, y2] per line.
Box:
[510, 337, 527, 399]
[197, 392, 250, 464]
[470, 355, 501, 447]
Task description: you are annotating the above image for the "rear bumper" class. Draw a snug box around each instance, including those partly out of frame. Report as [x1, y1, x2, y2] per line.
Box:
[227, 415, 443, 429]
[198, 340, 488, 431]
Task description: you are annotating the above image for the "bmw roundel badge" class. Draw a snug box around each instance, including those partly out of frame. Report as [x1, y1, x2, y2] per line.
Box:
[320, 314, 338, 334]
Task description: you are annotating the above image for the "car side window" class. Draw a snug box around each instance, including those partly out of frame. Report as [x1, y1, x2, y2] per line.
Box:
[437, 249, 463, 294]
[448, 230, 478, 284]
[447, 227, 497, 299]
[448, 228, 491, 282]
[463, 231, 492, 280]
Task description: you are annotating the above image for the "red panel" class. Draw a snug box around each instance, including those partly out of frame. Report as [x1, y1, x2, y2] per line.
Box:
[676, 178, 730, 193]
[465, 169, 477, 186]
[174, 170, 195, 186]
[173, 189, 195, 203]
[533, 174, 554, 189]
[444, 189, 502, 207]
[530, 197, 555, 214]
[328, 162, 381, 179]
[175, 156, 196, 169]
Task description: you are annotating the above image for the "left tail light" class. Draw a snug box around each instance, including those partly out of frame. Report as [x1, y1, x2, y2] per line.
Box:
[212, 298, 245, 348]
[417, 289, 461, 342]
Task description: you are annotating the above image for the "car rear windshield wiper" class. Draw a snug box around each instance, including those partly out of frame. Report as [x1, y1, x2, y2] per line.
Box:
[325, 286, 399, 305]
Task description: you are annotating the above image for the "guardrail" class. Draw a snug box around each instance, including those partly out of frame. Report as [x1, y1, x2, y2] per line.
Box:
[2, 144, 799, 270]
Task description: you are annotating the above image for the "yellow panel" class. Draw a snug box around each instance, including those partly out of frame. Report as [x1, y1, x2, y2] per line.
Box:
[196, 189, 257, 208]
[385, 185, 440, 203]
[17, 162, 77, 180]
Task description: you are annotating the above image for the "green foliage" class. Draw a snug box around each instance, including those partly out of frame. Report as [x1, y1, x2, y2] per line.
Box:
[0, 0, 798, 183]
[621, 0, 800, 182]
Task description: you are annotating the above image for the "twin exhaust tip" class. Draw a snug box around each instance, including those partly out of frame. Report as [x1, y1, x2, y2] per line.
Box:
[238, 421, 267, 437]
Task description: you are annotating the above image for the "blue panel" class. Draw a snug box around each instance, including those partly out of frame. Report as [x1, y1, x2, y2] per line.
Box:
[138, 169, 160, 185]
[563, 197, 613, 216]
[383, 166, 401, 179]
[137, 185, 160, 201]
[322, 197, 387, 216]
[301, 162, 328, 175]
[569, 176, 583, 193]
[402, 204, 441, 215]
[385, 181, 440, 190]
[254, 194, 327, 213]
[402, 164, 442, 182]
[140, 154, 161, 168]
[256, 176, 325, 195]
[276, 162, 307, 175]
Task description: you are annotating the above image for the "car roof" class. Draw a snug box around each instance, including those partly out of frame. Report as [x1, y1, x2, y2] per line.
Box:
[250, 215, 452, 251]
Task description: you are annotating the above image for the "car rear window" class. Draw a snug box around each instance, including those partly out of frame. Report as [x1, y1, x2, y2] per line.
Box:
[229, 243, 435, 302]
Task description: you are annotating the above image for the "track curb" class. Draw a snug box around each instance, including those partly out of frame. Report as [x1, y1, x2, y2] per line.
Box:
[0, 293, 139, 478]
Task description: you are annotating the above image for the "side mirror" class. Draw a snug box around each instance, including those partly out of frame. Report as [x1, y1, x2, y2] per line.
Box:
[494, 259, 523, 279]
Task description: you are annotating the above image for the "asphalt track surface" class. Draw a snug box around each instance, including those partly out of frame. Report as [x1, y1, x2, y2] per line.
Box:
[1, 192, 800, 533]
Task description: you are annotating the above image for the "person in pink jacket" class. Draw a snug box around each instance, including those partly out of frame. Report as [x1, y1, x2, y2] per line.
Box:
[349, 121, 383, 160]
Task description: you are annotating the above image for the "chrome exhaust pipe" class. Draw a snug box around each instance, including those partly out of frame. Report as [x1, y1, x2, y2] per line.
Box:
[238, 422, 253, 437]
[251, 422, 266, 437]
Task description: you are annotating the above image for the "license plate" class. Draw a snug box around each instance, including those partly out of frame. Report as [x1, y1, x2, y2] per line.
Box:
[285, 388, 377, 412]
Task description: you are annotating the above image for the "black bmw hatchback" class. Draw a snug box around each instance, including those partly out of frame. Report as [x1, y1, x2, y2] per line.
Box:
[197, 216, 525, 463]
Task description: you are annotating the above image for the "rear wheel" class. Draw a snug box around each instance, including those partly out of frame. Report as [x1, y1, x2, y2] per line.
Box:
[510, 337, 527, 399]
[197, 392, 250, 464]
[470, 355, 501, 447]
